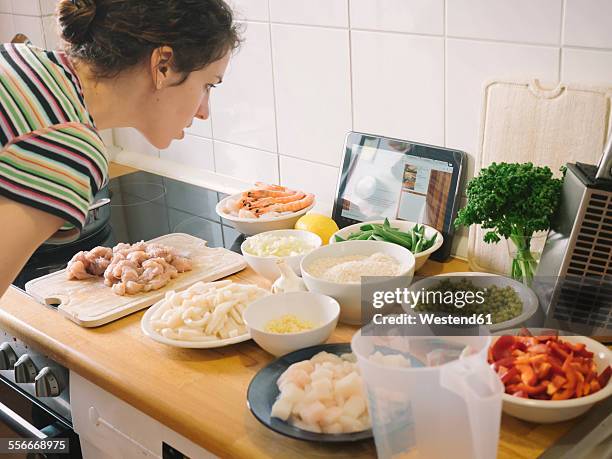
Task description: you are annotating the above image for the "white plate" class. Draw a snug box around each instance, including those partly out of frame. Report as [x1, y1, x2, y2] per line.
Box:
[140, 286, 270, 349]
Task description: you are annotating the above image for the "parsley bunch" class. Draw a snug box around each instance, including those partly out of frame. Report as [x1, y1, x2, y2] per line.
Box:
[455, 162, 564, 284]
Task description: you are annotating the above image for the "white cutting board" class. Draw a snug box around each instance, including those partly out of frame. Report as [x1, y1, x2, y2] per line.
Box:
[25, 233, 247, 327]
[468, 79, 612, 274]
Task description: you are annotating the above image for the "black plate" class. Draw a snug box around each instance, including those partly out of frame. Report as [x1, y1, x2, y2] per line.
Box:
[247, 343, 373, 443]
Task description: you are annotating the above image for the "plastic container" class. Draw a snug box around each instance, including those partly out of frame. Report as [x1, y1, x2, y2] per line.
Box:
[351, 331, 503, 459]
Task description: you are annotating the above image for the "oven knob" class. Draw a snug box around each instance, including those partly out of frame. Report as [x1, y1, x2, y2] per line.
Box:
[14, 354, 37, 383]
[0, 343, 17, 370]
[35, 367, 60, 397]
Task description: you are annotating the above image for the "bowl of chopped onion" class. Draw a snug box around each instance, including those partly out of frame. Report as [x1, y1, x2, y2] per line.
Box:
[244, 291, 340, 356]
[241, 229, 322, 282]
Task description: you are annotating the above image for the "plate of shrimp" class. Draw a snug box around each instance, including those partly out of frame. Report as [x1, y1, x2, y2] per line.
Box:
[216, 182, 316, 236]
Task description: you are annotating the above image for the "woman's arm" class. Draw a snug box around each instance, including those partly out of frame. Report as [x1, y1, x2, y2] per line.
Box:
[0, 196, 64, 296]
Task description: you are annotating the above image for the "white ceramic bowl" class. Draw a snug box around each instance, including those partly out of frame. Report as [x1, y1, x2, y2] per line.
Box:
[301, 240, 416, 325]
[243, 291, 340, 356]
[240, 230, 322, 282]
[492, 334, 612, 423]
[330, 220, 443, 272]
[216, 192, 315, 236]
[407, 272, 538, 332]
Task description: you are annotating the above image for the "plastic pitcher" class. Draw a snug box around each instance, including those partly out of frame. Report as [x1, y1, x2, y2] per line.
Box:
[352, 331, 503, 459]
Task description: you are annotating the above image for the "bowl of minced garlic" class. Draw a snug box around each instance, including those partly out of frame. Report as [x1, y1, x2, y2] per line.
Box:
[265, 315, 316, 334]
[243, 292, 340, 356]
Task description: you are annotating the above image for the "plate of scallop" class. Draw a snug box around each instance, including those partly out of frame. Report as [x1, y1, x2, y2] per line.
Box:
[247, 343, 373, 442]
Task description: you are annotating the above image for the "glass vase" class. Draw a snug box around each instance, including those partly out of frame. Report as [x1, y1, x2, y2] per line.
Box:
[506, 231, 547, 286]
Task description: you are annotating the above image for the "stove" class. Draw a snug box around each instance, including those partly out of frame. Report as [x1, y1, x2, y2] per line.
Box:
[2, 171, 246, 456]
[13, 171, 245, 289]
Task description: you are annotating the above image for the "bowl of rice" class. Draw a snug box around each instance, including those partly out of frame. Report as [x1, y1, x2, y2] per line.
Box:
[300, 240, 416, 324]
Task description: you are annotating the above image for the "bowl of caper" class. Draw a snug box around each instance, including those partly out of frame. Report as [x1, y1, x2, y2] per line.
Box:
[406, 272, 538, 332]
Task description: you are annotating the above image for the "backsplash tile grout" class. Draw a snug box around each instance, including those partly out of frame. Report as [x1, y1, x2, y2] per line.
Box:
[266, 1, 281, 184]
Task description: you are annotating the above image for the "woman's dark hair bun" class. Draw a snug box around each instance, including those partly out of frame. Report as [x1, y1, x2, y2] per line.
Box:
[55, 0, 241, 80]
[58, 0, 97, 46]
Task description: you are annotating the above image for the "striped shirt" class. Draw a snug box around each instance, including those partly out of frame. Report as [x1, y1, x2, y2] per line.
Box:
[0, 43, 108, 231]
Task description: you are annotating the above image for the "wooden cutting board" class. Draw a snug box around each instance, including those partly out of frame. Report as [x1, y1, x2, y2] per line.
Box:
[25, 233, 247, 327]
[468, 79, 612, 274]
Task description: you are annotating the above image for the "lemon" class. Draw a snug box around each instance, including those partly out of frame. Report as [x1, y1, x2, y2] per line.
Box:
[295, 214, 339, 245]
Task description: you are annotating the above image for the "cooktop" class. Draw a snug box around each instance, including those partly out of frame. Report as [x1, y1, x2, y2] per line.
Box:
[13, 171, 245, 290]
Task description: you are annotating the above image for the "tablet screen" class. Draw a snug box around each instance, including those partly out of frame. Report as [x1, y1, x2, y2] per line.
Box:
[333, 132, 465, 261]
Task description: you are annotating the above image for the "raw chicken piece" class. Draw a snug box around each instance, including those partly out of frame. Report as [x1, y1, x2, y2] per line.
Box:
[171, 256, 192, 273]
[145, 244, 174, 262]
[66, 261, 92, 280]
[141, 258, 166, 282]
[68, 241, 192, 296]
[66, 247, 113, 279]
[126, 250, 148, 265]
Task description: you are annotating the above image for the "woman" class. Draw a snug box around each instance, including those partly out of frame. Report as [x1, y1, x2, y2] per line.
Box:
[0, 0, 240, 294]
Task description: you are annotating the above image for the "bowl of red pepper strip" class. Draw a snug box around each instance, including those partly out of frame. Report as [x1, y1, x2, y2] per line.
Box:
[489, 329, 611, 423]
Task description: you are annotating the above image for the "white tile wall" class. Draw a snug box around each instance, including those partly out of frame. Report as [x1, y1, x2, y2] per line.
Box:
[211, 21, 277, 152]
[271, 24, 351, 166]
[270, 0, 348, 28]
[42, 14, 58, 49]
[351, 31, 444, 145]
[214, 140, 278, 184]
[11, 0, 40, 16]
[349, 0, 444, 35]
[446, 0, 562, 45]
[0, 13, 14, 42]
[279, 155, 339, 215]
[40, 0, 57, 17]
[114, 128, 159, 157]
[226, 0, 268, 22]
[0, 0, 11, 14]
[12, 14, 44, 46]
[185, 117, 212, 139]
[564, 0, 612, 49]
[562, 48, 612, 87]
[160, 135, 215, 171]
[445, 39, 559, 179]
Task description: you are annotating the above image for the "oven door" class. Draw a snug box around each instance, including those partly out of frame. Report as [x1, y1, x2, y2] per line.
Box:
[0, 377, 82, 458]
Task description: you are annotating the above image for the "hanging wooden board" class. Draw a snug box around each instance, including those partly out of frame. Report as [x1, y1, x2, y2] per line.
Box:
[468, 79, 612, 274]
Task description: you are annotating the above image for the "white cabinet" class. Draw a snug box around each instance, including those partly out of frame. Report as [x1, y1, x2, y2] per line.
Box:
[70, 371, 217, 459]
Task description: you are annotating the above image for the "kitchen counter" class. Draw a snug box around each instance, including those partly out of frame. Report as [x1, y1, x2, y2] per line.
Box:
[0, 163, 581, 458]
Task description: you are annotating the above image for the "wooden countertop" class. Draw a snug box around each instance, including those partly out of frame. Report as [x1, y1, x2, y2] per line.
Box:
[0, 163, 579, 458]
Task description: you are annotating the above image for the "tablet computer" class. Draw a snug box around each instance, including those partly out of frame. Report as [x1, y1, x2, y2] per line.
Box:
[332, 132, 466, 262]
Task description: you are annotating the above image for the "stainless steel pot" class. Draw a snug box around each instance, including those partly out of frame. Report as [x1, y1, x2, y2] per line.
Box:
[41, 184, 111, 246]
[81, 184, 111, 239]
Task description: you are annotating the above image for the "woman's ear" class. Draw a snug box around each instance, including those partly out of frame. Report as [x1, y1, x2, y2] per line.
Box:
[150, 46, 174, 89]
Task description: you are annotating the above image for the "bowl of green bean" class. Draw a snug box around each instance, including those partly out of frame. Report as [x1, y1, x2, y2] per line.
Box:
[406, 272, 539, 332]
[330, 219, 443, 271]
